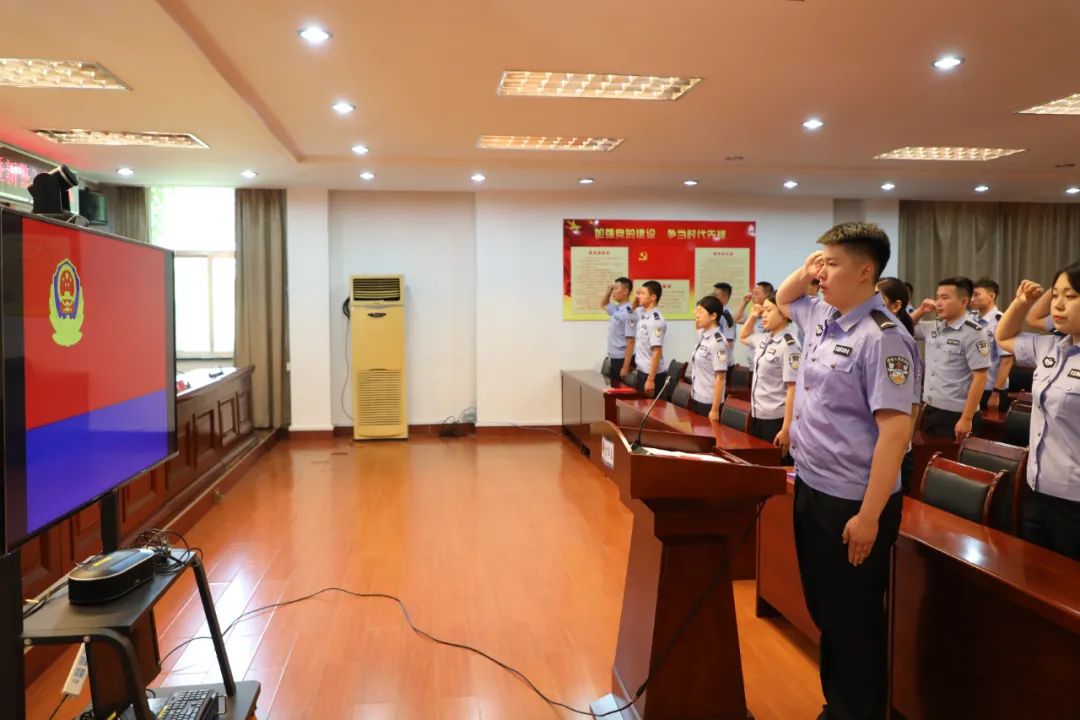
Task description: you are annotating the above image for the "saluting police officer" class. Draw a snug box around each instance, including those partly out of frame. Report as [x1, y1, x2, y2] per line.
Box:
[911, 277, 991, 441]
[600, 277, 635, 387]
[687, 296, 729, 420]
[971, 277, 1014, 412]
[997, 269, 1080, 561]
[739, 294, 800, 455]
[713, 282, 738, 352]
[631, 280, 668, 397]
[777, 223, 917, 720]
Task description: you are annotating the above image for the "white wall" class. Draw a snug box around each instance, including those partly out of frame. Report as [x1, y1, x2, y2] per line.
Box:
[286, 188, 333, 431]
[474, 191, 836, 425]
[327, 191, 477, 426]
[833, 198, 902, 278]
[287, 190, 899, 428]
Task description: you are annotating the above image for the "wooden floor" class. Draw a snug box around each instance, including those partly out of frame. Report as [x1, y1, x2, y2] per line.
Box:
[26, 435, 823, 719]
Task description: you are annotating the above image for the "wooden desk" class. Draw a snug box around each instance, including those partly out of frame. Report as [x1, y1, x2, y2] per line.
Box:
[617, 398, 781, 580]
[561, 370, 637, 451]
[756, 476, 1080, 719]
[890, 501, 1080, 720]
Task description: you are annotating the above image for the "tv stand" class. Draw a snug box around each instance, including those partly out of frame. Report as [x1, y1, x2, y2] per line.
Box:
[2, 491, 260, 719]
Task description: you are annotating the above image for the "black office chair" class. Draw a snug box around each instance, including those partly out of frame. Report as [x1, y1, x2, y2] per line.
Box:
[919, 454, 1005, 525]
[601, 357, 612, 378]
[958, 437, 1028, 533]
[670, 382, 692, 409]
[662, 360, 688, 400]
[1000, 404, 1031, 447]
[720, 398, 751, 432]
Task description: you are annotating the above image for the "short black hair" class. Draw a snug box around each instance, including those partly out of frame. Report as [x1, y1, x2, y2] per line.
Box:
[643, 280, 663, 302]
[763, 293, 790, 320]
[714, 282, 733, 294]
[938, 276, 974, 299]
[1053, 261, 1080, 294]
[973, 277, 999, 297]
[816, 222, 891, 281]
[696, 295, 724, 322]
[615, 276, 633, 291]
[756, 281, 775, 294]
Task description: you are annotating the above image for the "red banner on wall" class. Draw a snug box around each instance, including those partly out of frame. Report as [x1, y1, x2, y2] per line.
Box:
[562, 219, 756, 320]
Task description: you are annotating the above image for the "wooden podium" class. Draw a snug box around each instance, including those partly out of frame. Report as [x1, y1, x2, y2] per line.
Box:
[589, 422, 787, 720]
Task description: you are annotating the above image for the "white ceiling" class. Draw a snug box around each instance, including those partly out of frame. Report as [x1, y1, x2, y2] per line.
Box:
[3, 0, 1080, 200]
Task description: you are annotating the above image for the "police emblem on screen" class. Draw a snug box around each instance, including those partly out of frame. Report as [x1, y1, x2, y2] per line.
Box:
[49, 259, 85, 347]
[885, 356, 910, 386]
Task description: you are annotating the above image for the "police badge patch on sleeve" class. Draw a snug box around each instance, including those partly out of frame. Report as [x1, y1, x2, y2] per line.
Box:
[886, 356, 910, 386]
[789, 352, 801, 371]
[977, 340, 990, 357]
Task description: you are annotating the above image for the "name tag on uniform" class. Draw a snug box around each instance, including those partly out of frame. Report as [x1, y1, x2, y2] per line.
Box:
[833, 345, 853, 357]
[947, 338, 960, 346]
[1069, 368, 1080, 380]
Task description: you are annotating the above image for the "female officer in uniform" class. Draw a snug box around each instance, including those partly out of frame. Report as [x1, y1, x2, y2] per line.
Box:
[876, 277, 922, 494]
[996, 266, 1080, 560]
[738, 295, 800, 454]
[687, 296, 728, 421]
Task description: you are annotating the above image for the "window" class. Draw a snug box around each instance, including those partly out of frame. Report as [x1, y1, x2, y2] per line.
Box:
[149, 187, 236, 358]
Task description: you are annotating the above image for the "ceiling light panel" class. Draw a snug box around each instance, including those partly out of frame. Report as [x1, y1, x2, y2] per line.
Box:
[497, 70, 701, 101]
[874, 146, 1025, 161]
[33, 129, 209, 148]
[478, 135, 623, 152]
[1018, 92, 1080, 115]
[0, 58, 129, 90]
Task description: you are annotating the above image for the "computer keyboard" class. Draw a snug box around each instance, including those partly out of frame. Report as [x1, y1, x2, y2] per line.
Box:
[154, 688, 217, 720]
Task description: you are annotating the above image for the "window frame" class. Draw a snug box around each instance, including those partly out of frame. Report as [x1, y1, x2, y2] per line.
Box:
[173, 250, 235, 360]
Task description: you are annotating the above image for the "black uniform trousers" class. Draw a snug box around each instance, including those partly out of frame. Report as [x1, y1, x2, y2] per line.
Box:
[635, 371, 668, 399]
[687, 397, 711, 417]
[921, 405, 981, 439]
[750, 417, 792, 464]
[607, 356, 633, 387]
[1022, 489, 1080, 561]
[979, 388, 1013, 413]
[793, 477, 903, 720]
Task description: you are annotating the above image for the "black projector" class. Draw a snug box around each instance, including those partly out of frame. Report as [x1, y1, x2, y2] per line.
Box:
[68, 549, 157, 605]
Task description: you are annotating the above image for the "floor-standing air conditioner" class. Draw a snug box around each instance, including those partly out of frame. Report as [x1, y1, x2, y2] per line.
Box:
[350, 274, 407, 439]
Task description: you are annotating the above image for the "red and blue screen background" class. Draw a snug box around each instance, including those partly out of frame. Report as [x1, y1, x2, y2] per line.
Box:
[2, 211, 176, 549]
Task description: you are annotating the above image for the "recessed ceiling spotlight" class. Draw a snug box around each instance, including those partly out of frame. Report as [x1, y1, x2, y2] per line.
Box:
[298, 26, 331, 45]
[974, 184, 990, 193]
[933, 55, 964, 71]
[116, 167, 134, 177]
[470, 173, 486, 183]
[1067, 186, 1080, 195]
[332, 101, 356, 115]
[881, 182, 896, 191]
[351, 144, 369, 155]
[240, 169, 257, 179]
[802, 117, 824, 131]
[783, 180, 799, 190]
[683, 179, 699, 187]
[360, 171, 375, 181]
[578, 177, 595, 185]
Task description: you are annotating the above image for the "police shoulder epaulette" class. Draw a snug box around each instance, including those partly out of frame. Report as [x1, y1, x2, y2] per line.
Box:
[995, 313, 1002, 321]
[723, 309, 734, 323]
[964, 318, 982, 330]
[783, 333, 796, 345]
[869, 309, 896, 331]
[653, 312, 661, 320]
[714, 331, 723, 341]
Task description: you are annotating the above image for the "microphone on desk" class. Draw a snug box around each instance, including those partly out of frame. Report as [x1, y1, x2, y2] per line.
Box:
[632, 375, 673, 450]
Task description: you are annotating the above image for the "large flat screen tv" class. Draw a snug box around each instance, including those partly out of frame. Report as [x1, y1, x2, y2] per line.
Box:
[1, 208, 177, 551]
